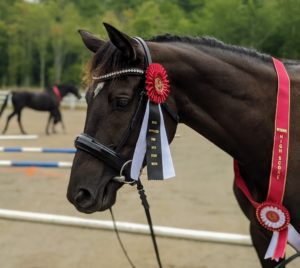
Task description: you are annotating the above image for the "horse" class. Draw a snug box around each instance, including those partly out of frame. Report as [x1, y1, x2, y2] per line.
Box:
[67, 23, 300, 267]
[0, 84, 81, 135]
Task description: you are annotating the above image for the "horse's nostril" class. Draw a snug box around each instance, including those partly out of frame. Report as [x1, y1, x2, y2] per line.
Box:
[75, 189, 94, 209]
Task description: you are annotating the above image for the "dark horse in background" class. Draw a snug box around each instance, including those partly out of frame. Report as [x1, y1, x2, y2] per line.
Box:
[0, 85, 81, 135]
[67, 23, 300, 267]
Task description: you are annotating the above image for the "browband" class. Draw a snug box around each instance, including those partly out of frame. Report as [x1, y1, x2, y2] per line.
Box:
[92, 37, 152, 81]
[92, 68, 144, 81]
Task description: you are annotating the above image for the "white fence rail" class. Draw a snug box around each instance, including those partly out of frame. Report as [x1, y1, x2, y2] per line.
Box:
[0, 208, 252, 246]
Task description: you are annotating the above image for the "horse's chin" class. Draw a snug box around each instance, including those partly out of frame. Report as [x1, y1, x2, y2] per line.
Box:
[98, 180, 122, 211]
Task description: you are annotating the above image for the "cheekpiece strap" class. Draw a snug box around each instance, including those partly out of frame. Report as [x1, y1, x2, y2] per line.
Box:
[134, 37, 152, 65]
[130, 37, 175, 181]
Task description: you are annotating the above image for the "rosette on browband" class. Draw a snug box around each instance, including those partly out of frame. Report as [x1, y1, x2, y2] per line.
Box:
[130, 38, 175, 181]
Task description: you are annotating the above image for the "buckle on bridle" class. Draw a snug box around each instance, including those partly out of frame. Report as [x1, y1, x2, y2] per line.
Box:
[112, 160, 136, 185]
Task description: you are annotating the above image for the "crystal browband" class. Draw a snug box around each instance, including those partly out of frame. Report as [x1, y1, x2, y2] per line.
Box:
[92, 68, 145, 81]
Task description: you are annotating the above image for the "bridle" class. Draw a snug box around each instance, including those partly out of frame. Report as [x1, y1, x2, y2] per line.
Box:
[75, 37, 178, 184]
[74, 37, 179, 267]
[75, 88, 148, 184]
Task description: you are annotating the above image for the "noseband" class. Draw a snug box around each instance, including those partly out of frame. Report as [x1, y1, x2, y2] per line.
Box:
[75, 37, 178, 184]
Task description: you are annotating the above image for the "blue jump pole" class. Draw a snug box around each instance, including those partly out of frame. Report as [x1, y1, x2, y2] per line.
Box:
[0, 160, 72, 168]
[0, 147, 76, 154]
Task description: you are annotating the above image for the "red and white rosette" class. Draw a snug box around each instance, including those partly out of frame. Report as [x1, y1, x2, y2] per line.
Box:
[256, 202, 290, 232]
[146, 63, 170, 104]
[130, 63, 175, 181]
[255, 202, 291, 260]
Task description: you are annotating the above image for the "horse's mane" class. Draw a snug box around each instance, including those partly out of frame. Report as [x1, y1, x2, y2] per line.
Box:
[149, 34, 300, 66]
[86, 34, 300, 79]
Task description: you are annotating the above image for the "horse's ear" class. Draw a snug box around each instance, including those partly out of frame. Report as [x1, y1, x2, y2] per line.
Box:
[78, 30, 105, 53]
[103, 23, 137, 60]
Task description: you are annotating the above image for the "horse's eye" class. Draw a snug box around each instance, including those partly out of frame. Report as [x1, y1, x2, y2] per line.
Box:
[113, 98, 130, 110]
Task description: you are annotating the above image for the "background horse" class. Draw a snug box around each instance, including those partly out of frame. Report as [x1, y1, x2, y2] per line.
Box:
[0, 84, 81, 135]
[67, 24, 300, 267]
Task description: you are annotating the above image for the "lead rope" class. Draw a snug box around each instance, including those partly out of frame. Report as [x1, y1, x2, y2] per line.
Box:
[275, 252, 300, 268]
[109, 208, 136, 268]
[136, 178, 163, 268]
[110, 178, 163, 268]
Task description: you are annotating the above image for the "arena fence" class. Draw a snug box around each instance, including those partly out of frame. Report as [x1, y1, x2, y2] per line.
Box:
[0, 142, 252, 247]
[0, 208, 252, 246]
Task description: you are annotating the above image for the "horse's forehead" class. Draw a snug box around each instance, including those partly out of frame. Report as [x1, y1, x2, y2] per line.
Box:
[89, 76, 141, 103]
[108, 78, 142, 96]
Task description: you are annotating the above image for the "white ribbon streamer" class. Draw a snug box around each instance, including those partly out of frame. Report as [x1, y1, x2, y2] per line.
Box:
[130, 100, 175, 180]
[265, 231, 279, 261]
[158, 105, 175, 179]
[130, 101, 150, 180]
[264, 224, 300, 261]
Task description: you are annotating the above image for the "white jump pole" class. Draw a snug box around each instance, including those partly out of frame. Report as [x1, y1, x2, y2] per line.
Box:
[0, 135, 38, 140]
[0, 208, 252, 246]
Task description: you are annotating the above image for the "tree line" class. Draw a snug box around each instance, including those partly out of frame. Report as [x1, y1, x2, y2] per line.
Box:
[1, 0, 299, 88]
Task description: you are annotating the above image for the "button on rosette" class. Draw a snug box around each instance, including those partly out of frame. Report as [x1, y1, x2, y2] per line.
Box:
[145, 63, 170, 104]
[256, 202, 290, 232]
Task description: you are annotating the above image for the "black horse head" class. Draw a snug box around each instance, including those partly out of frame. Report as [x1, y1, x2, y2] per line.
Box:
[67, 23, 178, 213]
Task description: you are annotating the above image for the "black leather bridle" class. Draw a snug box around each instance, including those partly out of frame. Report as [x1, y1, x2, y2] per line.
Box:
[74, 37, 179, 268]
[75, 88, 148, 184]
[75, 37, 178, 184]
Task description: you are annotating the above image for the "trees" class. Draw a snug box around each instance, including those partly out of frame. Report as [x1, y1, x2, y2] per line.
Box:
[1, 0, 300, 88]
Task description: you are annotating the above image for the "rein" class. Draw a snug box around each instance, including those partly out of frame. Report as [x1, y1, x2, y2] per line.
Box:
[75, 37, 179, 268]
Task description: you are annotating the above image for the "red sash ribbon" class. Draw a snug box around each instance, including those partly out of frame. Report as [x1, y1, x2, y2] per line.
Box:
[234, 58, 290, 260]
[52, 86, 62, 102]
[267, 58, 290, 203]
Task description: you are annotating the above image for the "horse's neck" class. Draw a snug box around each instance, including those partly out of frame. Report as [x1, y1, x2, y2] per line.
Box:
[156, 43, 278, 170]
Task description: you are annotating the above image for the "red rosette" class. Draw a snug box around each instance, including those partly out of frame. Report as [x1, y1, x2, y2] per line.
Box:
[256, 202, 290, 232]
[145, 63, 170, 104]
